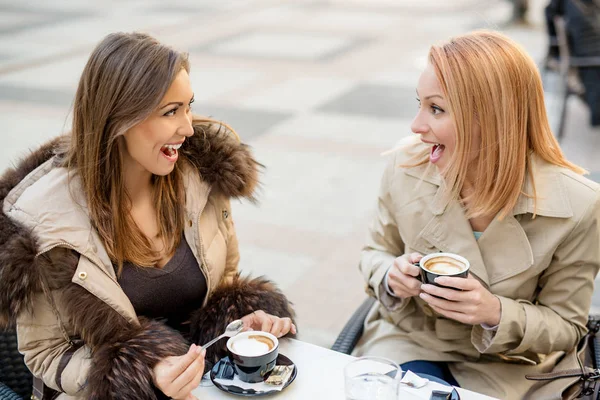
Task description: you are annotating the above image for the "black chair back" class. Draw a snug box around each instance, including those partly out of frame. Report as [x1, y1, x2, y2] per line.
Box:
[0, 329, 32, 399]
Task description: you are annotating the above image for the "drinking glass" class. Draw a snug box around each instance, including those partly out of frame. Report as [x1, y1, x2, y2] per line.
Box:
[344, 356, 401, 400]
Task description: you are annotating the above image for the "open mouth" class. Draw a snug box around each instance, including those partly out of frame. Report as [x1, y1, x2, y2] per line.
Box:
[430, 143, 445, 163]
[160, 143, 182, 162]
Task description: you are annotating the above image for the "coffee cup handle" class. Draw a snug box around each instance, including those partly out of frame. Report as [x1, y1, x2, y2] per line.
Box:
[413, 262, 424, 282]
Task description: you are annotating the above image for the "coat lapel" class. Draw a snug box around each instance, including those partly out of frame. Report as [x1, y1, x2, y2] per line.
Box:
[405, 154, 572, 287]
[419, 196, 491, 286]
[476, 214, 534, 285]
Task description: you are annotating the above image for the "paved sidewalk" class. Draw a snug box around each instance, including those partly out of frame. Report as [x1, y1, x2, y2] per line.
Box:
[1, 0, 599, 347]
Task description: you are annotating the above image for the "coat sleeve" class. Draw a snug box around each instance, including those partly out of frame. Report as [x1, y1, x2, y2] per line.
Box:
[471, 192, 600, 355]
[17, 291, 90, 395]
[360, 153, 407, 311]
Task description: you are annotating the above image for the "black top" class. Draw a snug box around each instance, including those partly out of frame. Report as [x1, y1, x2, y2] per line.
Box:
[117, 236, 207, 336]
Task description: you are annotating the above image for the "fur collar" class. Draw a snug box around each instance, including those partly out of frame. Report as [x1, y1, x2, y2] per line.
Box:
[0, 119, 261, 327]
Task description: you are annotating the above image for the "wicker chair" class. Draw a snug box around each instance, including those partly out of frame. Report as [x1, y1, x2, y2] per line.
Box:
[0, 329, 32, 400]
[330, 297, 375, 355]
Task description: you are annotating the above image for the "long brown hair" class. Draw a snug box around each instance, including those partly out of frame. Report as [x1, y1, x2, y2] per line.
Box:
[408, 30, 584, 219]
[58, 32, 189, 274]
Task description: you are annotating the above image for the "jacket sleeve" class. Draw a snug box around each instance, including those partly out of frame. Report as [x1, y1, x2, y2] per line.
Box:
[360, 154, 407, 311]
[17, 291, 90, 395]
[471, 192, 600, 355]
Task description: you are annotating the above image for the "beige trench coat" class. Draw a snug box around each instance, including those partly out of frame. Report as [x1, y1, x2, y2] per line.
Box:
[4, 152, 241, 397]
[355, 137, 600, 399]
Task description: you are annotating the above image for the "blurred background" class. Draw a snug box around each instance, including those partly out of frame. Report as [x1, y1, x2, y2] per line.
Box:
[1, 0, 599, 348]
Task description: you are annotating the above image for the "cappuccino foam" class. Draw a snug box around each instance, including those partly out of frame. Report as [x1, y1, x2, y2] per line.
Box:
[424, 257, 466, 275]
[232, 335, 274, 356]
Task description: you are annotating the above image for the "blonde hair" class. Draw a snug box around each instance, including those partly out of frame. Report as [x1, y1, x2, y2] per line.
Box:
[408, 30, 584, 219]
[58, 32, 189, 274]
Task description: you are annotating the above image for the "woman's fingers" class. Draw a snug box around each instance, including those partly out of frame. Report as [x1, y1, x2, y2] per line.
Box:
[176, 362, 205, 400]
[419, 292, 463, 312]
[427, 303, 471, 324]
[159, 345, 199, 384]
[240, 311, 296, 335]
[420, 284, 464, 301]
[248, 310, 272, 332]
[171, 348, 205, 393]
[278, 317, 295, 336]
[270, 317, 283, 337]
[388, 278, 420, 297]
[407, 252, 424, 266]
[434, 274, 478, 290]
[388, 263, 421, 297]
[396, 257, 421, 278]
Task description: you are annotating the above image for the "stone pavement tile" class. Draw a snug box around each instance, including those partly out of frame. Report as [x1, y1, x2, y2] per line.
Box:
[188, 64, 263, 102]
[0, 55, 88, 90]
[196, 30, 369, 62]
[238, 77, 356, 112]
[1, 14, 187, 50]
[265, 112, 413, 149]
[368, 66, 424, 88]
[230, 143, 387, 236]
[252, 134, 393, 162]
[0, 83, 74, 107]
[244, 4, 399, 32]
[0, 3, 92, 35]
[285, 231, 369, 347]
[318, 83, 417, 119]
[293, 8, 397, 31]
[501, 25, 549, 65]
[142, 4, 221, 15]
[236, 244, 316, 291]
[559, 98, 600, 172]
[330, 0, 487, 13]
[196, 104, 291, 141]
[0, 102, 70, 170]
[0, 10, 48, 34]
[233, 218, 370, 263]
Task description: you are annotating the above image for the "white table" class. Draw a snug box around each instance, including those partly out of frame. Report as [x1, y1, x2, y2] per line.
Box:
[192, 338, 498, 400]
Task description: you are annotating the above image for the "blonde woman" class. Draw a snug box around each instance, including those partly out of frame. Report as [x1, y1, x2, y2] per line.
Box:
[0, 32, 295, 400]
[356, 31, 600, 399]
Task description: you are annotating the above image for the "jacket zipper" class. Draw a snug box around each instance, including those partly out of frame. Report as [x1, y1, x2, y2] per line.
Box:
[197, 215, 211, 293]
[195, 189, 212, 298]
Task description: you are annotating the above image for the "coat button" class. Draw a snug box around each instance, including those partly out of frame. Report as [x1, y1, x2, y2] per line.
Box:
[222, 210, 229, 219]
[188, 220, 193, 227]
[78, 271, 88, 280]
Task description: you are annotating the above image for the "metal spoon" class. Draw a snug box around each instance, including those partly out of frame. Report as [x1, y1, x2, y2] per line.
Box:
[200, 319, 244, 350]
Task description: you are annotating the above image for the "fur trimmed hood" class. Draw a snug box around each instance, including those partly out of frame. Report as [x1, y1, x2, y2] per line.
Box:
[0, 119, 261, 328]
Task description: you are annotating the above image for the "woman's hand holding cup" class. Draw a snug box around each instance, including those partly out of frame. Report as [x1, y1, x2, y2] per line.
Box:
[387, 252, 424, 299]
[419, 273, 501, 326]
